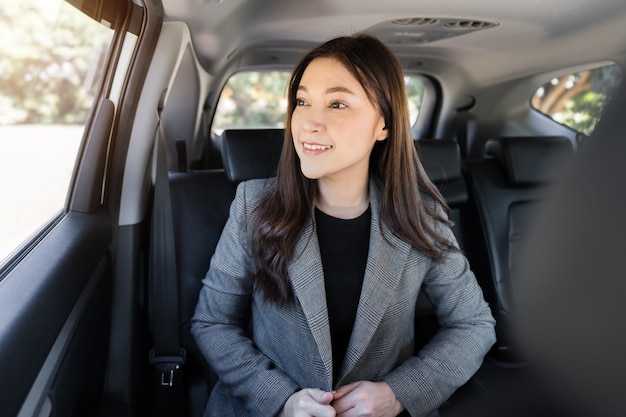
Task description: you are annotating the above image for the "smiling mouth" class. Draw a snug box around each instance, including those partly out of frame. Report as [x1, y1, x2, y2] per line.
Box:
[303, 143, 333, 150]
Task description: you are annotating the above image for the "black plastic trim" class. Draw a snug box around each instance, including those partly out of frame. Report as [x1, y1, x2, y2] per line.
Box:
[0, 210, 112, 417]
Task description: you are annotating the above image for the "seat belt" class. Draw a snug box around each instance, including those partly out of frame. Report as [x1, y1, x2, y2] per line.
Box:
[148, 90, 187, 414]
[175, 140, 188, 172]
[454, 110, 471, 158]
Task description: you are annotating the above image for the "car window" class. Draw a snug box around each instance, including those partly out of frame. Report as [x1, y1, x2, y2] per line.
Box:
[531, 64, 622, 136]
[405, 75, 426, 126]
[0, 0, 115, 263]
[212, 71, 290, 135]
[211, 71, 427, 135]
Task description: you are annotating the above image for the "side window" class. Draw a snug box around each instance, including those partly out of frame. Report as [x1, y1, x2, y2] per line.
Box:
[0, 0, 114, 262]
[531, 64, 622, 136]
[212, 71, 428, 134]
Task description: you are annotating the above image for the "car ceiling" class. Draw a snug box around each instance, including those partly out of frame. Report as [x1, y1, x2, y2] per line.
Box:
[161, 0, 626, 84]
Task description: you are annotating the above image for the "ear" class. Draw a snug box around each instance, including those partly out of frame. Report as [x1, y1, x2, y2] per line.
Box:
[375, 117, 388, 141]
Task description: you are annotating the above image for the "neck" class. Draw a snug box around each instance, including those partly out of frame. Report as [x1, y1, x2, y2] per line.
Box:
[316, 176, 369, 219]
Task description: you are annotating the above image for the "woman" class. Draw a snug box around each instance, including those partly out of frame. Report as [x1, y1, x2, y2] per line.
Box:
[191, 34, 496, 417]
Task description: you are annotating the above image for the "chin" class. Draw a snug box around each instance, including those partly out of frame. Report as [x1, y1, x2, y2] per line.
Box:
[299, 165, 324, 180]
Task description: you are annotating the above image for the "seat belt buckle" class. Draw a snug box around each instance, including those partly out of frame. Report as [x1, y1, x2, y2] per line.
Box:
[149, 348, 187, 387]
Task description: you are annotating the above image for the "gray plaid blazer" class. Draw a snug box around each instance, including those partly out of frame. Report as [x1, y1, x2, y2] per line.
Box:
[191, 177, 495, 417]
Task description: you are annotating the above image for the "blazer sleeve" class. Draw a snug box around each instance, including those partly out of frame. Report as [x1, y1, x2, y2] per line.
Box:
[191, 180, 300, 417]
[383, 204, 497, 417]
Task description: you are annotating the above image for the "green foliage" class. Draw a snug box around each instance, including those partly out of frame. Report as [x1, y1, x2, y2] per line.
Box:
[554, 91, 608, 136]
[213, 71, 290, 133]
[0, 0, 113, 125]
[534, 64, 622, 136]
[562, 66, 621, 136]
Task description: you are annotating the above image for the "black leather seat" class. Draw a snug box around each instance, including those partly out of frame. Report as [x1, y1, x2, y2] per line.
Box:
[221, 128, 283, 183]
[465, 136, 574, 365]
[416, 139, 469, 249]
[167, 171, 231, 417]
[413, 139, 476, 351]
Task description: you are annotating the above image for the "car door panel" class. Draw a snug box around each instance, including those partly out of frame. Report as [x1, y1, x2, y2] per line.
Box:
[0, 210, 112, 417]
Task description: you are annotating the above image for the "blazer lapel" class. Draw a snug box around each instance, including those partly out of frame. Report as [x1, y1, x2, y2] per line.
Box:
[338, 180, 411, 382]
[285, 179, 412, 387]
[287, 221, 334, 389]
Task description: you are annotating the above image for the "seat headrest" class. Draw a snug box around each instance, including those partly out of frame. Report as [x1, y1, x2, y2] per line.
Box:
[221, 129, 284, 183]
[415, 139, 462, 184]
[485, 136, 574, 185]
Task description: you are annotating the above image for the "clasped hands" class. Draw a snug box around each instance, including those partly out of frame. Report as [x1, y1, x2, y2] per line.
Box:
[279, 381, 404, 417]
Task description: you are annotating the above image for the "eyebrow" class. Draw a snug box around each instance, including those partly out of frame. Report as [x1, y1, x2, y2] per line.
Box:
[297, 85, 356, 95]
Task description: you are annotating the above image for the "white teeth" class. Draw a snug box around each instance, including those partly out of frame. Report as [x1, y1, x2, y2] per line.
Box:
[304, 143, 332, 150]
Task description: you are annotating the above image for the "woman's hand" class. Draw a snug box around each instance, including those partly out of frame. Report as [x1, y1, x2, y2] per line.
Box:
[332, 381, 404, 417]
[279, 388, 336, 417]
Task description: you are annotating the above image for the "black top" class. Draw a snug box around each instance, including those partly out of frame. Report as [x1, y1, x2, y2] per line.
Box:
[315, 206, 371, 382]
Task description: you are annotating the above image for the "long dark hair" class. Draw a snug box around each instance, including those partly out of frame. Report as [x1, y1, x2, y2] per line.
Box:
[250, 34, 453, 305]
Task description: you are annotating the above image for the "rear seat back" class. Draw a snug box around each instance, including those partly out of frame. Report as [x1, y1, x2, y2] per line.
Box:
[168, 128, 284, 416]
[170, 171, 235, 352]
[173, 129, 285, 340]
[465, 136, 574, 364]
[415, 139, 469, 249]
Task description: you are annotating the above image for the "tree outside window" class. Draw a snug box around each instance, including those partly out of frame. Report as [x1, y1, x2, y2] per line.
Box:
[531, 64, 621, 136]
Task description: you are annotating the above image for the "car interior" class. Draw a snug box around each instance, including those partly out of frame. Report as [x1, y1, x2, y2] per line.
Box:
[1, 0, 625, 416]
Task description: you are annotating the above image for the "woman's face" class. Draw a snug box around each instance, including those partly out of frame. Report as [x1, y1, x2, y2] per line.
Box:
[291, 57, 387, 184]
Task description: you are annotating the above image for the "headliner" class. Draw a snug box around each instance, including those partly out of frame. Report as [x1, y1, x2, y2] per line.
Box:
[162, 0, 626, 83]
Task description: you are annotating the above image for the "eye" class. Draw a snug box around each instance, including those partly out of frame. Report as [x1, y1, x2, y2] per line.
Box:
[329, 101, 347, 109]
[295, 98, 307, 106]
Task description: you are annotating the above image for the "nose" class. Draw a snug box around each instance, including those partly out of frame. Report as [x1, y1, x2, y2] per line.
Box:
[299, 106, 325, 133]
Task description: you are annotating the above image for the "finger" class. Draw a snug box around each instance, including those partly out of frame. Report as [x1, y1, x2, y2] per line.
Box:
[301, 391, 336, 417]
[284, 389, 336, 417]
[333, 400, 354, 416]
[306, 388, 334, 405]
[331, 387, 358, 415]
[332, 381, 359, 400]
[307, 401, 336, 417]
